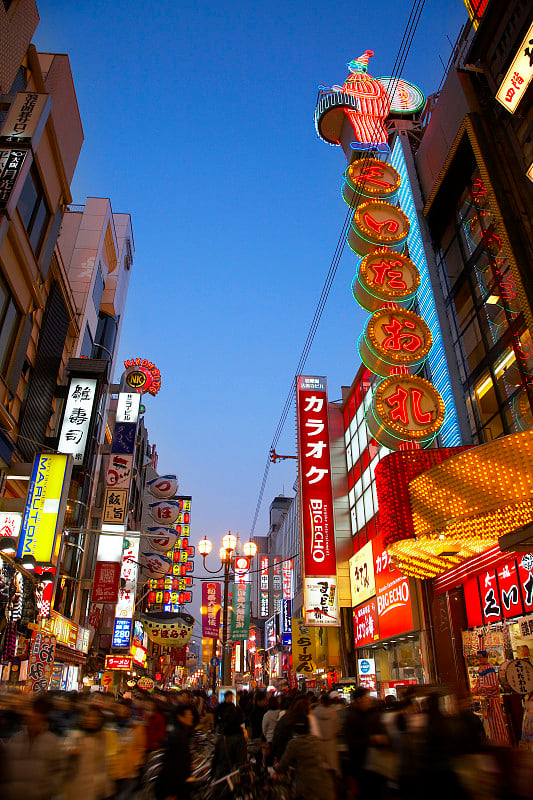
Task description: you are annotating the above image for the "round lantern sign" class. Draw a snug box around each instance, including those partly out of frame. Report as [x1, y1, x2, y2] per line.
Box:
[146, 527, 178, 553]
[141, 550, 172, 578]
[366, 374, 445, 450]
[359, 307, 433, 377]
[137, 676, 155, 691]
[348, 200, 410, 257]
[147, 474, 179, 499]
[352, 249, 420, 312]
[343, 158, 401, 205]
[149, 500, 181, 525]
[141, 611, 195, 648]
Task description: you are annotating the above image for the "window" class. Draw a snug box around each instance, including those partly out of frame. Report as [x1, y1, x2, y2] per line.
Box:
[17, 167, 51, 255]
[0, 271, 21, 378]
[80, 324, 93, 358]
[92, 263, 105, 311]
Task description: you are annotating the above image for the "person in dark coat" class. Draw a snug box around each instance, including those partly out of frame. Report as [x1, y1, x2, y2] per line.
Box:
[248, 691, 267, 739]
[211, 705, 248, 781]
[155, 704, 195, 800]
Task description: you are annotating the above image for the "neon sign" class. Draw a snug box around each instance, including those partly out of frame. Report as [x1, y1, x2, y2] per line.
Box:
[315, 51, 425, 151]
[123, 358, 161, 396]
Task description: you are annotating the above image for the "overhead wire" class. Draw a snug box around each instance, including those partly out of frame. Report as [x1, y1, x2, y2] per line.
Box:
[248, 0, 427, 538]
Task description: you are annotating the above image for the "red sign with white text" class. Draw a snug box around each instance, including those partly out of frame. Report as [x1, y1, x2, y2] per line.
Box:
[353, 599, 379, 647]
[105, 655, 132, 671]
[93, 561, 121, 603]
[464, 553, 533, 627]
[373, 534, 414, 639]
[296, 376, 336, 577]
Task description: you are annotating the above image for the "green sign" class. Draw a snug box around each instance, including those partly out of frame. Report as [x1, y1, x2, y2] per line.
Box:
[231, 583, 251, 640]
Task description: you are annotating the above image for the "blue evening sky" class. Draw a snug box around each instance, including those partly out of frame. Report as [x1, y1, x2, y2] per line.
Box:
[33, 1, 467, 561]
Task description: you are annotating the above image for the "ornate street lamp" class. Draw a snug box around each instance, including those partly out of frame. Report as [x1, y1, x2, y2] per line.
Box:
[198, 532, 257, 687]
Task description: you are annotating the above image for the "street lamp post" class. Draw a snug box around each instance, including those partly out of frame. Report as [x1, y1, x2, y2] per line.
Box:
[198, 532, 257, 688]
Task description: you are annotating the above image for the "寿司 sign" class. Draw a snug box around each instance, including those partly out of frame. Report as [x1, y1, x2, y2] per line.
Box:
[296, 376, 337, 578]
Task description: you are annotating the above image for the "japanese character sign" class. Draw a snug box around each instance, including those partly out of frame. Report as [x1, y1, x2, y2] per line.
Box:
[149, 500, 181, 525]
[292, 617, 317, 674]
[353, 600, 379, 647]
[297, 376, 337, 578]
[102, 488, 128, 524]
[349, 540, 376, 606]
[25, 631, 56, 693]
[58, 378, 97, 465]
[369, 374, 445, 450]
[360, 308, 432, 377]
[304, 576, 340, 626]
[344, 158, 400, 203]
[106, 454, 133, 490]
[141, 611, 195, 647]
[146, 526, 178, 553]
[349, 200, 410, 257]
[147, 474, 179, 499]
[354, 250, 420, 312]
[496, 21, 533, 114]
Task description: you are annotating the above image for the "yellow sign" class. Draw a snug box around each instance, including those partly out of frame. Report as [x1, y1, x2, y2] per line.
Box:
[103, 488, 128, 524]
[349, 540, 376, 607]
[16, 454, 71, 563]
[291, 618, 316, 674]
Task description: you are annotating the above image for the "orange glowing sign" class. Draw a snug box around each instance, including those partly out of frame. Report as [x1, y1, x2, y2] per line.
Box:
[349, 200, 410, 257]
[367, 374, 445, 450]
[359, 308, 432, 376]
[353, 249, 420, 312]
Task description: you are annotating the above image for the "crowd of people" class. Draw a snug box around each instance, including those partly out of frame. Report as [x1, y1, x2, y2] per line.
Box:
[0, 685, 532, 800]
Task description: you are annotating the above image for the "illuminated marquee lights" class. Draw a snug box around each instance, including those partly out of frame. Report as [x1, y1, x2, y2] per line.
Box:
[353, 250, 420, 312]
[359, 307, 432, 377]
[379, 430, 533, 578]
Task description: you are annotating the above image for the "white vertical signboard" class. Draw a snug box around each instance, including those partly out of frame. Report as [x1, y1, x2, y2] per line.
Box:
[58, 378, 97, 465]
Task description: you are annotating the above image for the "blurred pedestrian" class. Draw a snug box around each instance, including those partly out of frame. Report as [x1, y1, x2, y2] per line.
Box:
[275, 716, 334, 800]
[262, 694, 280, 765]
[3, 694, 64, 800]
[63, 704, 112, 800]
[313, 693, 340, 776]
[155, 704, 195, 800]
[110, 699, 146, 799]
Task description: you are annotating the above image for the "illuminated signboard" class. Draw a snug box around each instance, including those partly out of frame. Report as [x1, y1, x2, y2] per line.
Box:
[57, 378, 98, 466]
[304, 576, 340, 627]
[112, 618, 133, 648]
[123, 358, 161, 396]
[115, 535, 140, 619]
[353, 600, 379, 647]
[352, 249, 420, 312]
[116, 392, 141, 424]
[496, 21, 533, 114]
[17, 454, 71, 563]
[296, 375, 337, 578]
[105, 655, 132, 671]
[282, 558, 293, 600]
[147, 474, 179, 499]
[373, 534, 414, 639]
[202, 581, 221, 638]
[102, 488, 128, 525]
[265, 615, 277, 649]
[349, 540, 376, 607]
